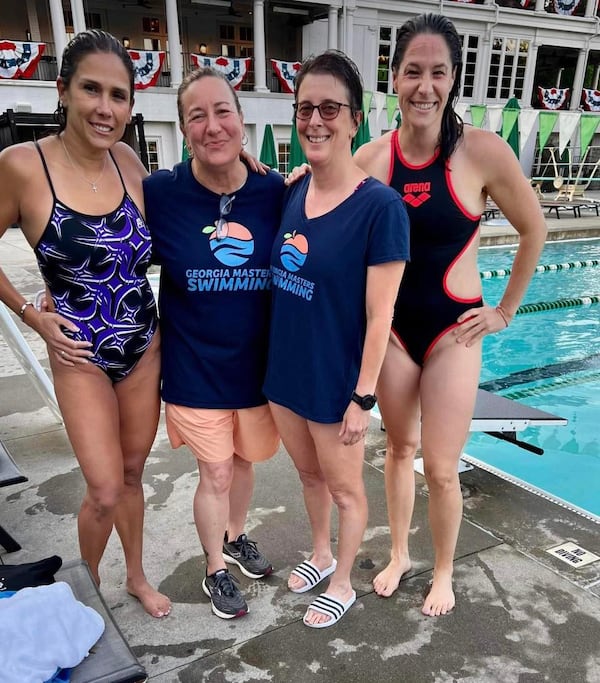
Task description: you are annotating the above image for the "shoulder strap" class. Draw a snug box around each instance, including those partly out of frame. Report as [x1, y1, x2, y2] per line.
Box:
[109, 149, 127, 193]
[34, 141, 57, 201]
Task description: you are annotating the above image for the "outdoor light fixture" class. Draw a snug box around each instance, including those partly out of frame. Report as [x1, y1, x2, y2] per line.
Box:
[199, 43, 207, 55]
[123, 37, 131, 48]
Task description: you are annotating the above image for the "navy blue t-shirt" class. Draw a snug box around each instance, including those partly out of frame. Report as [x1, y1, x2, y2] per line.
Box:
[144, 161, 285, 408]
[264, 175, 410, 423]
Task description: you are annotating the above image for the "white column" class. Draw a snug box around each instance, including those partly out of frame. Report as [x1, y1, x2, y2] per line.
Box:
[535, 0, 545, 11]
[49, 0, 67, 65]
[165, 0, 183, 87]
[571, 48, 588, 110]
[69, 0, 86, 34]
[26, 0, 41, 41]
[345, 5, 355, 57]
[585, 0, 597, 17]
[328, 6, 338, 49]
[522, 42, 539, 108]
[253, 0, 269, 92]
[473, 35, 492, 103]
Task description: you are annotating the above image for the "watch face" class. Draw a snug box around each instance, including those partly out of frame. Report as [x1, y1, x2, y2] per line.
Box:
[363, 395, 377, 410]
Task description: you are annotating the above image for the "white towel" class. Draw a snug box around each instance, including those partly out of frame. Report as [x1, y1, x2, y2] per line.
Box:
[0, 581, 105, 683]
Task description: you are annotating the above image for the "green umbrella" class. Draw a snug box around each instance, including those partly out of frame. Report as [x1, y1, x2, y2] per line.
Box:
[352, 104, 371, 154]
[181, 138, 190, 161]
[288, 122, 307, 172]
[502, 96, 520, 159]
[259, 124, 279, 169]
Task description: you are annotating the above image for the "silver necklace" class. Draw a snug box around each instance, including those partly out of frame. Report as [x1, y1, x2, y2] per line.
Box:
[60, 136, 107, 193]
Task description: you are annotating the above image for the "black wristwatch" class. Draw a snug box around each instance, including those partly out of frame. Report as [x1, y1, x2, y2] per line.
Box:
[351, 391, 377, 410]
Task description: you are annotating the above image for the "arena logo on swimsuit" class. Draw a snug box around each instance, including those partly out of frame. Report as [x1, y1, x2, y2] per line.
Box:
[402, 181, 431, 208]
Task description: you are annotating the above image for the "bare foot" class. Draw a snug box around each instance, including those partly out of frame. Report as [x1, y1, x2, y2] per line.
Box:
[421, 572, 454, 616]
[127, 578, 172, 618]
[373, 557, 411, 597]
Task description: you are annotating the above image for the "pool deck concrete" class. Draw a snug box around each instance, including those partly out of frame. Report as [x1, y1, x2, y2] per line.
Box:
[1, 217, 600, 683]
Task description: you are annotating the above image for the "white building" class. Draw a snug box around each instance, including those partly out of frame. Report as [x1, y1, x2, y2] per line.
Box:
[2, 0, 600, 183]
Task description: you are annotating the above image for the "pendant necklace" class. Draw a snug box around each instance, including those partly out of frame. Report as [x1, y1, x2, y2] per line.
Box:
[60, 135, 107, 193]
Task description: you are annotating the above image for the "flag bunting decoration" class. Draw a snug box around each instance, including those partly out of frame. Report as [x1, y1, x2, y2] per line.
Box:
[271, 59, 301, 94]
[0, 40, 45, 79]
[127, 49, 165, 90]
[386, 94, 398, 127]
[580, 114, 600, 156]
[191, 55, 251, 90]
[538, 86, 570, 110]
[469, 104, 487, 128]
[582, 89, 600, 112]
[538, 111, 558, 150]
[553, 0, 582, 14]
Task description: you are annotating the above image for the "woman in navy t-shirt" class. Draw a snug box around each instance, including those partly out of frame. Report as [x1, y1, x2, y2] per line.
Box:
[145, 68, 285, 621]
[264, 51, 409, 628]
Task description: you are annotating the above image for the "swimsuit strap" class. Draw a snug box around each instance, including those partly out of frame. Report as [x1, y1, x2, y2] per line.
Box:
[109, 149, 128, 194]
[34, 141, 57, 202]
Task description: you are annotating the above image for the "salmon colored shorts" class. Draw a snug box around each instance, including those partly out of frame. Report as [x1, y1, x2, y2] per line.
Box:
[165, 403, 280, 463]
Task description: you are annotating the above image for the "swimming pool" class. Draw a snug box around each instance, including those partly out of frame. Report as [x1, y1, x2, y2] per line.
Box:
[466, 238, 600, 521]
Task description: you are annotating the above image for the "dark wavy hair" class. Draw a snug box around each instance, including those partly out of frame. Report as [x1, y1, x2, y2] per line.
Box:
[54, 30, 135, 133]
[294, 49, 363, 126]
[391, 13, 464, 161]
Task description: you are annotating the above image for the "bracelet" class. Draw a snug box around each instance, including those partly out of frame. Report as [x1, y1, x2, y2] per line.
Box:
[18, 301, 34, 320]
[496, 304, 510, 328]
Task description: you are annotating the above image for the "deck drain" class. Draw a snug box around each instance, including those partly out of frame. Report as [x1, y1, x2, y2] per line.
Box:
[546, 542, 600, 567]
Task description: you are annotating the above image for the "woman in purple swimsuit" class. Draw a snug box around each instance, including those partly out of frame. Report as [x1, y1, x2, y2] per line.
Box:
[0, 31, 170, 618]
[354, 13, 547, 616]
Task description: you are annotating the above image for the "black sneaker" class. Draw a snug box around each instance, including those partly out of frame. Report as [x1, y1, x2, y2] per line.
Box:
[202, 569, 248, 619]
[223, 532, 273, 579]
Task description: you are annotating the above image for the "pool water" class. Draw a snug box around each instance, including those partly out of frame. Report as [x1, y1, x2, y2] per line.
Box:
[466, 238, 600, 520]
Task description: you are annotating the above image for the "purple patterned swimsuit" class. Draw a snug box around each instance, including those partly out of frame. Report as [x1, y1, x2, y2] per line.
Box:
[34, 142, 158, 382]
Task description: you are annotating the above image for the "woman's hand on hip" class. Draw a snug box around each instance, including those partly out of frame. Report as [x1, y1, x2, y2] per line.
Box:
[454, 304, 509, 347]
[35, 312, 94, 366]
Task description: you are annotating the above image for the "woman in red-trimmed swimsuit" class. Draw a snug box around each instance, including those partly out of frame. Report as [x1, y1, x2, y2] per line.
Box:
[354, 13, 547, 616]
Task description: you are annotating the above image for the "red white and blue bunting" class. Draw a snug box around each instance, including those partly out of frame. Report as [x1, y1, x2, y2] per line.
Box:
[270, 59, 301, 93]
[127, 49, 165, 90]
[190, 55, 251, 90]
[0, 40, 45, 79]
[538, 86, 570, 110]
[581, 89, 600, 112]
[552, 0, 582, 14]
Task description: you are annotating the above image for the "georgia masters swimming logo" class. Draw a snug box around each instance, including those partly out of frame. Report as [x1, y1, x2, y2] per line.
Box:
[202, 221, 254, 266]
[272, 229, 315, 301]
[280, 231, 308, 272]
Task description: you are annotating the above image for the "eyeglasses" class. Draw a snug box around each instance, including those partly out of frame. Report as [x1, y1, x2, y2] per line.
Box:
[293, 101, 352, 121]
[216, 193, 235, 240]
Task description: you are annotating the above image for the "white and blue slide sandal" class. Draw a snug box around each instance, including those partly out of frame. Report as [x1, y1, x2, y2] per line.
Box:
[289, 558, 337, 594]
[303, 590, 357, 628]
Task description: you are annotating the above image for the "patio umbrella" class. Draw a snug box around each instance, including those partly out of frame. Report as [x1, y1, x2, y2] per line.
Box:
[352, 99, 372, 154]
[181, 138, 190, 161]
[288, 122, 307, 172]
[259, 124, 278, 169]
[502, 97, 520, 159]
